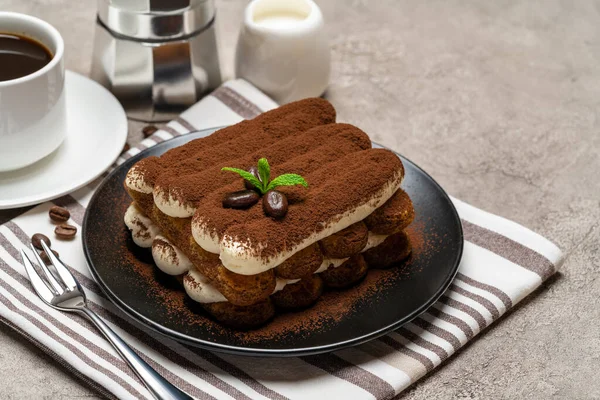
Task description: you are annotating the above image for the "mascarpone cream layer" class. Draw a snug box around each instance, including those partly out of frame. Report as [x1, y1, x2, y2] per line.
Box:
[184, 269, 300, 304]
[315, 257, 348, 274]
[212, 173, 403, 275]
[125, 166, 154, 194]
[184, 269, 228, 304]
[125, 204, 304, 303]
[151, 231, 301, 303]
[151, 235, 193, 275]
[362, 232, 389, 253]
[312, 232, 390, 274]
[153, 186, 197, 218]
[126, 203, 394, 304]
[273, 278, 301, 293]
[191, 220, 221, 254]
[124, 204, 161, 247]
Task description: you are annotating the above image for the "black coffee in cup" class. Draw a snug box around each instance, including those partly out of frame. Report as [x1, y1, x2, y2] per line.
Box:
[0, 32, 52, 82]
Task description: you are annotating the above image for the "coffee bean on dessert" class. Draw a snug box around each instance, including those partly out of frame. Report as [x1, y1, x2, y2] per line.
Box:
[263, 190, 288, 218]
[244, 165, 262, 190]
[40, 250, 59, 265]
[223, 190, 260, 209]
[55, 223, 77, 239]
[142, 125, 158, 138]
[31, 233, 51, 250]
[48, 205, 70, 222]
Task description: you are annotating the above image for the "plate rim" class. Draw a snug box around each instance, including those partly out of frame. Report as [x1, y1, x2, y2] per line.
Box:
[83, 128, 464, 357]
[0, 70, 128, 209]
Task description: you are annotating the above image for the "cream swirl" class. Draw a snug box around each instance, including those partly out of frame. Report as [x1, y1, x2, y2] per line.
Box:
[153, 185, 197, 218]
[124, 165, 153, 194]
[124, 204, 160, 248]
[151, 235, 193, 275]
[184, 269, 228, 304]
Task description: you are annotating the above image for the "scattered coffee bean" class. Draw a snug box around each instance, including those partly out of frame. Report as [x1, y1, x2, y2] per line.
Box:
[223, 190, 260, 209]
[32, 233, 51, 250]
[40, 250, 59, 265]
[142, 125, 158, 138]
[122, 142, 130, 153]
[55, 223, 77, 239]
[263, 190, 288, 218]
[244, 165, 262, 190]
[49, 205, 70, 222]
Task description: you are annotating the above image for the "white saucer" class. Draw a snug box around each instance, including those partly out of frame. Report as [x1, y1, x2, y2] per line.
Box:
[0, 71, 128, 209]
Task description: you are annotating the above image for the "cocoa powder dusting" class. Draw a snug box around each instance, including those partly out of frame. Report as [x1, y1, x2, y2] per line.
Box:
[192, 149, 403, 267]
[131, 98, 336, 190]
[404, 216, 441, 271]
[153, 238, 178, 265]
[157, 123, 371, 206]
[132, 220, 151, 240]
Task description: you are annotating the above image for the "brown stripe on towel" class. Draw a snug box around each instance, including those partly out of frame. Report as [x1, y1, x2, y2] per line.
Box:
[426, 307, 475, 340]
[410, 317, 462, 352]
[395, 327, 449, 361]
[120, 150, 136, 161]
[0, 315, 119, 400]
[302, 353, 396, 399]
[378, 335, 435, 372]
[148, 133, 165, 143]
[160, 125, 183, 138]
[455, 272, 513, 309]
[136, 143, 148, 152]
[438, 295, 487, 331]
[450, 284, 500, 321]
[211, 86, 263, 119]
[173, 116, 197, 132]
[461, 219, 556, 281]
[190, 349, 290, 400]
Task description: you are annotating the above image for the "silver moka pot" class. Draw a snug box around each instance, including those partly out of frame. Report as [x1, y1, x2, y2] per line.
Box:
[90, 0, 222, 121]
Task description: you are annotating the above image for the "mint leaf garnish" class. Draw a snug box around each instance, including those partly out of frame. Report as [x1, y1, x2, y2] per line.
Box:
[257, 158, 270, 191]
[222, 158, 308, 195]
[266, 174, 308, 192]
[221, 167, 263, 192]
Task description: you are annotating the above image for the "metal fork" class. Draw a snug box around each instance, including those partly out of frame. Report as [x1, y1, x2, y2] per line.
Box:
[20, 241, 193, 400]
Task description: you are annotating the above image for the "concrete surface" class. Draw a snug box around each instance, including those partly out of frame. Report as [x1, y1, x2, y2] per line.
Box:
[0, 0, 599, 398]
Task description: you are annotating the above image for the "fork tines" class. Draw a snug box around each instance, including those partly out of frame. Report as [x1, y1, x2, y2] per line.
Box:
[21, 242, 78, 301]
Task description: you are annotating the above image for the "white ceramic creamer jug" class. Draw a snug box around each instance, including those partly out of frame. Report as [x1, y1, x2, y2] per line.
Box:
[235, 0, 330, 104]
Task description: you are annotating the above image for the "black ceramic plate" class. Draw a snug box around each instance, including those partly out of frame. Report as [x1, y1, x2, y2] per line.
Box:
[83, 128, 463, 357]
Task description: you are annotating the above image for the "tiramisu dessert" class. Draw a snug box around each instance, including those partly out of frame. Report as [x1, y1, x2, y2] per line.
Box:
[124, 98, 414, 329]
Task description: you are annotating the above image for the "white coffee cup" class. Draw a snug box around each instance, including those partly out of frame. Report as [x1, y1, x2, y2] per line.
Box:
[235, 0, 330, 104]
[0, 12, 66, 172]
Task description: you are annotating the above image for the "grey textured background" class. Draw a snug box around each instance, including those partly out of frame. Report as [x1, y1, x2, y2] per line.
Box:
[1, 0, 599, 399]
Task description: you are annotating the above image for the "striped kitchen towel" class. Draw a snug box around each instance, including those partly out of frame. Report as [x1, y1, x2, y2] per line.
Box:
[0, 80, 563, 400]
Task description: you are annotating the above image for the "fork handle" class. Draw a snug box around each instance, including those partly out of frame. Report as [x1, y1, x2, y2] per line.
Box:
[80, 307, 194, 400]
